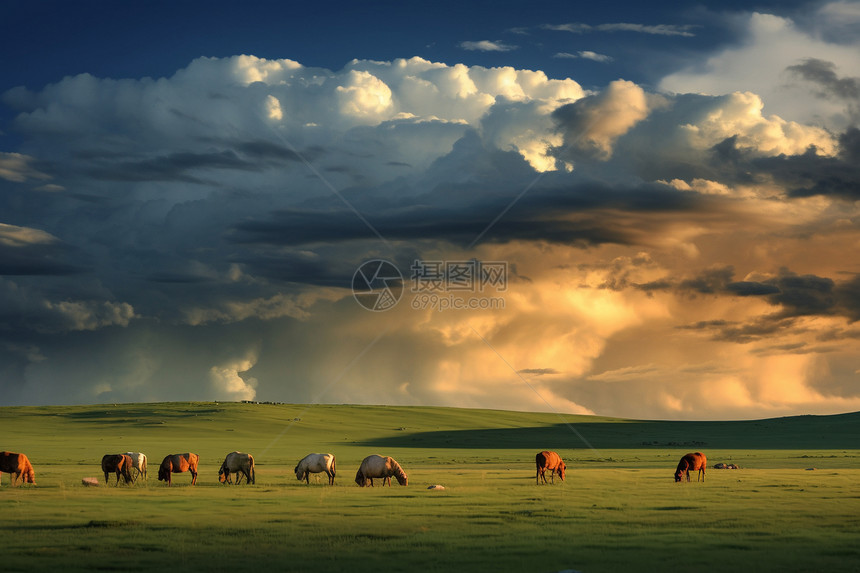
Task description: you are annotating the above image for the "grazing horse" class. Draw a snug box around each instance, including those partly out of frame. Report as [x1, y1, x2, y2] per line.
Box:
[536, 451, 566, 484]
[354, 454, 407, 487]
[0, 451, 36, 486]
[674, 452, 707, 482]
[294, 453, 336, 485]
[123, 452, 147, 482]
[158, 453, 199, 486]
[101, 454, 134, 486]
[218, 451, 255, 485]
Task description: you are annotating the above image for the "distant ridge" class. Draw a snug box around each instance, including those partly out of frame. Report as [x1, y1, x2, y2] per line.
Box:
[1, 402, 857, 452]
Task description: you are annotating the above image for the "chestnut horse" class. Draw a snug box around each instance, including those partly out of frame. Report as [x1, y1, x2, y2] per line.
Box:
[101, 454, 134, 486]
[158, 453, 199, 486]
[536, 451, 566, 484]
[674, 452, 707, 482]
[0, 451, 36, 486]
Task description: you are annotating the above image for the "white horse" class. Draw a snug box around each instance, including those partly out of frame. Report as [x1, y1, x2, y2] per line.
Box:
[355, 454, 407, 487]
[294, 453, 336, 485]
[219, 451, 255, 485]
[123, 452, 147, 482]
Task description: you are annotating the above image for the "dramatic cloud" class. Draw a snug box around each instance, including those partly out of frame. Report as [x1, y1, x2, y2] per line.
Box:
[2, 32, 860, 419]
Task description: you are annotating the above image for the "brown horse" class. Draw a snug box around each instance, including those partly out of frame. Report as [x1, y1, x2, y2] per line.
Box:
[674, 452, 707, 482]
[101, 454, 134, 486]
[158, 453, 199, 486]
[536, 451, 566, 484]
[0, 451, 36, 486]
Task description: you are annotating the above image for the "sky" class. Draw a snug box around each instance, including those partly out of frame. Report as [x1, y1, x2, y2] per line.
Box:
[1, 0, 860, 420]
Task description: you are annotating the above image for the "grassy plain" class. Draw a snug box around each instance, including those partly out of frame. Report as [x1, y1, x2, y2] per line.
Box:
[0, 402, 858, 572]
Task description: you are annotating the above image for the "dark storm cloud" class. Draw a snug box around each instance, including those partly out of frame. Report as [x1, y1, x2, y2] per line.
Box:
[639, 266, 860, 342]
[145, 272, 214, 284]
[0, 234, 86, 276]
[231, 179, 710, 249]
[691, 268, 839, 319]
[0, 253, 84, 276]
[87, 150, 256, 183]
[84, 140, 312, 183]
[228, 249, 358, 287]
[725, 281, 782, 296]
[767, 271, 836, 316]
[679, 266, 735, 294]
[708, 128, 860, 199]
[709, 316, 799, 344]
[631, 267, 737, 296]
[786, 58, 860, 101]
[518, 368, 559, 375]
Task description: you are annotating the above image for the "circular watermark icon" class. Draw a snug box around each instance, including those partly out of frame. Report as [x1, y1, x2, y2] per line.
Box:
[352, 259, 404, 311]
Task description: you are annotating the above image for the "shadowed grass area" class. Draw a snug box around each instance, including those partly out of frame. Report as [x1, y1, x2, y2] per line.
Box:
[1, 402, 858, 572]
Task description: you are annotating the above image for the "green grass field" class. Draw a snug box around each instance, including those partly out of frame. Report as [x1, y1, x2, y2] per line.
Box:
[1, 402, 858, 572]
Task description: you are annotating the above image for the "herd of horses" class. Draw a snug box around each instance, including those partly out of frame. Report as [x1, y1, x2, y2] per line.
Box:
[1, 448, 708, 487]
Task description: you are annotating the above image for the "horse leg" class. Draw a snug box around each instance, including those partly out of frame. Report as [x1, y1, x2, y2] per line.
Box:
[190, 469, 197, 485]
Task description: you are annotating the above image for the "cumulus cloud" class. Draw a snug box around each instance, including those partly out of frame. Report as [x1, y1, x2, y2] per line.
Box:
[336, 70, 395, 122]
[660, 5, 860, 130]
[553, 79, 652, 160]
[678, 91, 837, 156]
[209, 355, 258, 401]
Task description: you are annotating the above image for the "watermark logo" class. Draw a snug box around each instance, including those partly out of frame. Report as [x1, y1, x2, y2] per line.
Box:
[353, 259, 507, 312]
[352, 259, 404, 312]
